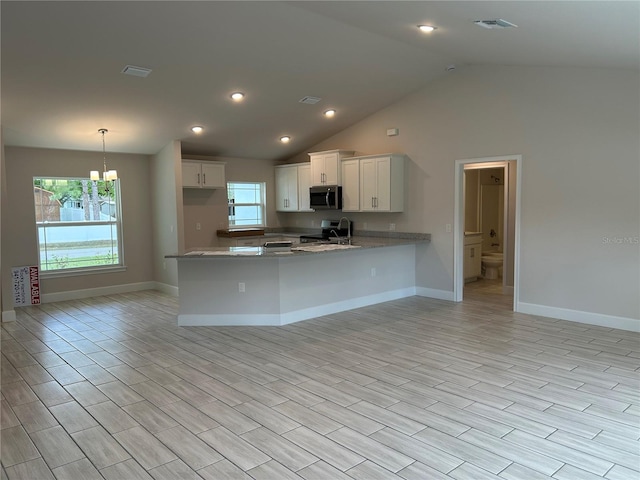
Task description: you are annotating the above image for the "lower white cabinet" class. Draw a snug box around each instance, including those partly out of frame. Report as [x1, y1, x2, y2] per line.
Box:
[464, 234, 483, 282]
[341, 154, 405, 212]
[275, 163, 313, 212]
[218, 235, 300, 247]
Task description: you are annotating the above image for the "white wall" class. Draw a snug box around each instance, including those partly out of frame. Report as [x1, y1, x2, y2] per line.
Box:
[286, 65, 640, 323]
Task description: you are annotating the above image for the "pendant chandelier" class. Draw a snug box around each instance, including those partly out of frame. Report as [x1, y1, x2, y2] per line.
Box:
[90, 129, 117, 182]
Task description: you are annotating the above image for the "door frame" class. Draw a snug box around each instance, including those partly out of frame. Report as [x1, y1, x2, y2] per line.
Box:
[453, 154, 522, 310]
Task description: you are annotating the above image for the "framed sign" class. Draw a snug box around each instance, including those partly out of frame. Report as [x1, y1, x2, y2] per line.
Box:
[12, 266, 41, 306]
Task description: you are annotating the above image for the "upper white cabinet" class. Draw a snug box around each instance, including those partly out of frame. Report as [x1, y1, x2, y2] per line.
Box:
[341, 159, 360, 212]
[309, 150, 354, 186]
[275, 163, 313, 212]
[341, 153, 406, 212]
[182, 160, 226, 189]
[297, 164, 313, 212]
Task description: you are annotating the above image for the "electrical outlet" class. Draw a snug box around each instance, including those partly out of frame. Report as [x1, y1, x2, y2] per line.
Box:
[170, 225, 174, 233]
[371, 267, 376, 277]
[196, 222, 201, 231]
[238, 282, 245, 293]
[446, 223, 452, 233]
[389, 223, 396, 231]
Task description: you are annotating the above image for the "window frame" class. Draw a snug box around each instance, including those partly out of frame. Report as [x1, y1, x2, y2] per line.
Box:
[33, 176, 125, 277]
[227, 181, 266, 228]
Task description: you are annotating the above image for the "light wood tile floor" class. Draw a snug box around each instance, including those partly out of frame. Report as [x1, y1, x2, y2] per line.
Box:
[1, 290, 639, 479]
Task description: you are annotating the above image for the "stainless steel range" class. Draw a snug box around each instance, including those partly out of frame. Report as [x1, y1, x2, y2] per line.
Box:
[299, 219, 352, 243]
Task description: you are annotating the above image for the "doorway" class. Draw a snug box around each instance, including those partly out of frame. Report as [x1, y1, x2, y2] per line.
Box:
[453, 155, 522, 310]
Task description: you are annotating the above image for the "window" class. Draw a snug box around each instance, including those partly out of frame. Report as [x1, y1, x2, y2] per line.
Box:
[227, 182, 265, 227]
[33, 177, 123, 273]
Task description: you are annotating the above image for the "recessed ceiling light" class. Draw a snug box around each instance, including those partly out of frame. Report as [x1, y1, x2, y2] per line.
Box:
[279, 136, 291, 143]
[230, 92, 245, 101]
[418, 25, 437, 33]
[191, 126, 204, 133]
[324, 109, 336, 118]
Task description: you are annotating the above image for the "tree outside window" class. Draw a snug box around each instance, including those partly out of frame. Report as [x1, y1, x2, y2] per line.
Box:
[33, 177, 123, 272]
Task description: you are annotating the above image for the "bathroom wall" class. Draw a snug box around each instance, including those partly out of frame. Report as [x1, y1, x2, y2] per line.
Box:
[464, 169, 479, 233]
[479, 168, 504, 253]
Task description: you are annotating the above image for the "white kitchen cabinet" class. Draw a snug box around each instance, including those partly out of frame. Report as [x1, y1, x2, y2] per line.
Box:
[275, 165, 299, 211]
[182, 160, 226, 189]
[352, 154, 405, 212]
[275, 163, 314, 212]
[464, 233, 483, 282]
[309, 150, 354, 186]
[341, 159, 360, 212]
[218, 235, 300, 247]
[297, 164, 313, 212]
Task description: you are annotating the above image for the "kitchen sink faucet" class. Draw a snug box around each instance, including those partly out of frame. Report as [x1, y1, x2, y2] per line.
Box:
[337, 217, 351, 244]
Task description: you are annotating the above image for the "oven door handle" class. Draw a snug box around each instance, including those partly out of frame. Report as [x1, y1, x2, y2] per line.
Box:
[326, 191, 331, 208]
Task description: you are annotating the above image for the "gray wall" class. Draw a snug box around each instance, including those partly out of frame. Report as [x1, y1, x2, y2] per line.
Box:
[2, 64, 638, 325]
[150, 141, 182, 290]
[2, 146, 154, 299]
[285, 65, 640, 321]
[181, 155, 278, 249]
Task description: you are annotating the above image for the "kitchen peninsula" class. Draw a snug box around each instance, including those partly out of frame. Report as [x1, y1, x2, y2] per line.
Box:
[167, 234, 430, 326]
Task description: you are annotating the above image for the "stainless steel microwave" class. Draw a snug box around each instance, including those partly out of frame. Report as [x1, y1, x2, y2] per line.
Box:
[309, 185, 342, 210]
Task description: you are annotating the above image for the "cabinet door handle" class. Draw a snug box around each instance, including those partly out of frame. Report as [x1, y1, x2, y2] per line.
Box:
[197, 173, 200, 184]
[203, 173, 206, 185]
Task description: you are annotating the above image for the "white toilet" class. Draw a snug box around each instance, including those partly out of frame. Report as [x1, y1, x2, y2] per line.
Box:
[481, 253, 503, 279]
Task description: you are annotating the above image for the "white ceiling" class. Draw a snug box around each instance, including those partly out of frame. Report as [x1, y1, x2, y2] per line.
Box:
[2, 1, 638, 161]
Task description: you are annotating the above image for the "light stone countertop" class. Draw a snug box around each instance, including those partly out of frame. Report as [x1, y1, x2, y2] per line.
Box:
[166, 235, 429, 259]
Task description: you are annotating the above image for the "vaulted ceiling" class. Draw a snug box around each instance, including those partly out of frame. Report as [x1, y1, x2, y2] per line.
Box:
[2, 1, 638, 160]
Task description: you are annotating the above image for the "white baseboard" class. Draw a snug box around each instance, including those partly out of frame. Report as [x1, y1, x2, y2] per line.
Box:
[153, 282, 179, 297]
[517, 302, 640, 332]
[416, 287, 455, 302]
[178, 313, 281, 327]
[179, 288, 417, 327]
[280, 287, 417, 326]
[2, 310, 17, 322]
[41, 281, 158, 303]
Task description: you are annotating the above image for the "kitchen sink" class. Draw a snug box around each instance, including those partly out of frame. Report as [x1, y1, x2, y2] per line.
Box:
[328, 236, 351, 245]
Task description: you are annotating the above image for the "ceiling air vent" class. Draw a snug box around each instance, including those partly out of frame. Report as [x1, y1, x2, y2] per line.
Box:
[121, 65, 152, 78]
[474, 19, 518, 29]
[299, 96, 322, 105]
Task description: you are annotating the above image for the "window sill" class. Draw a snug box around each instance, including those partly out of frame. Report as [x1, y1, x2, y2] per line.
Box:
[40, 265, 127, 279]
